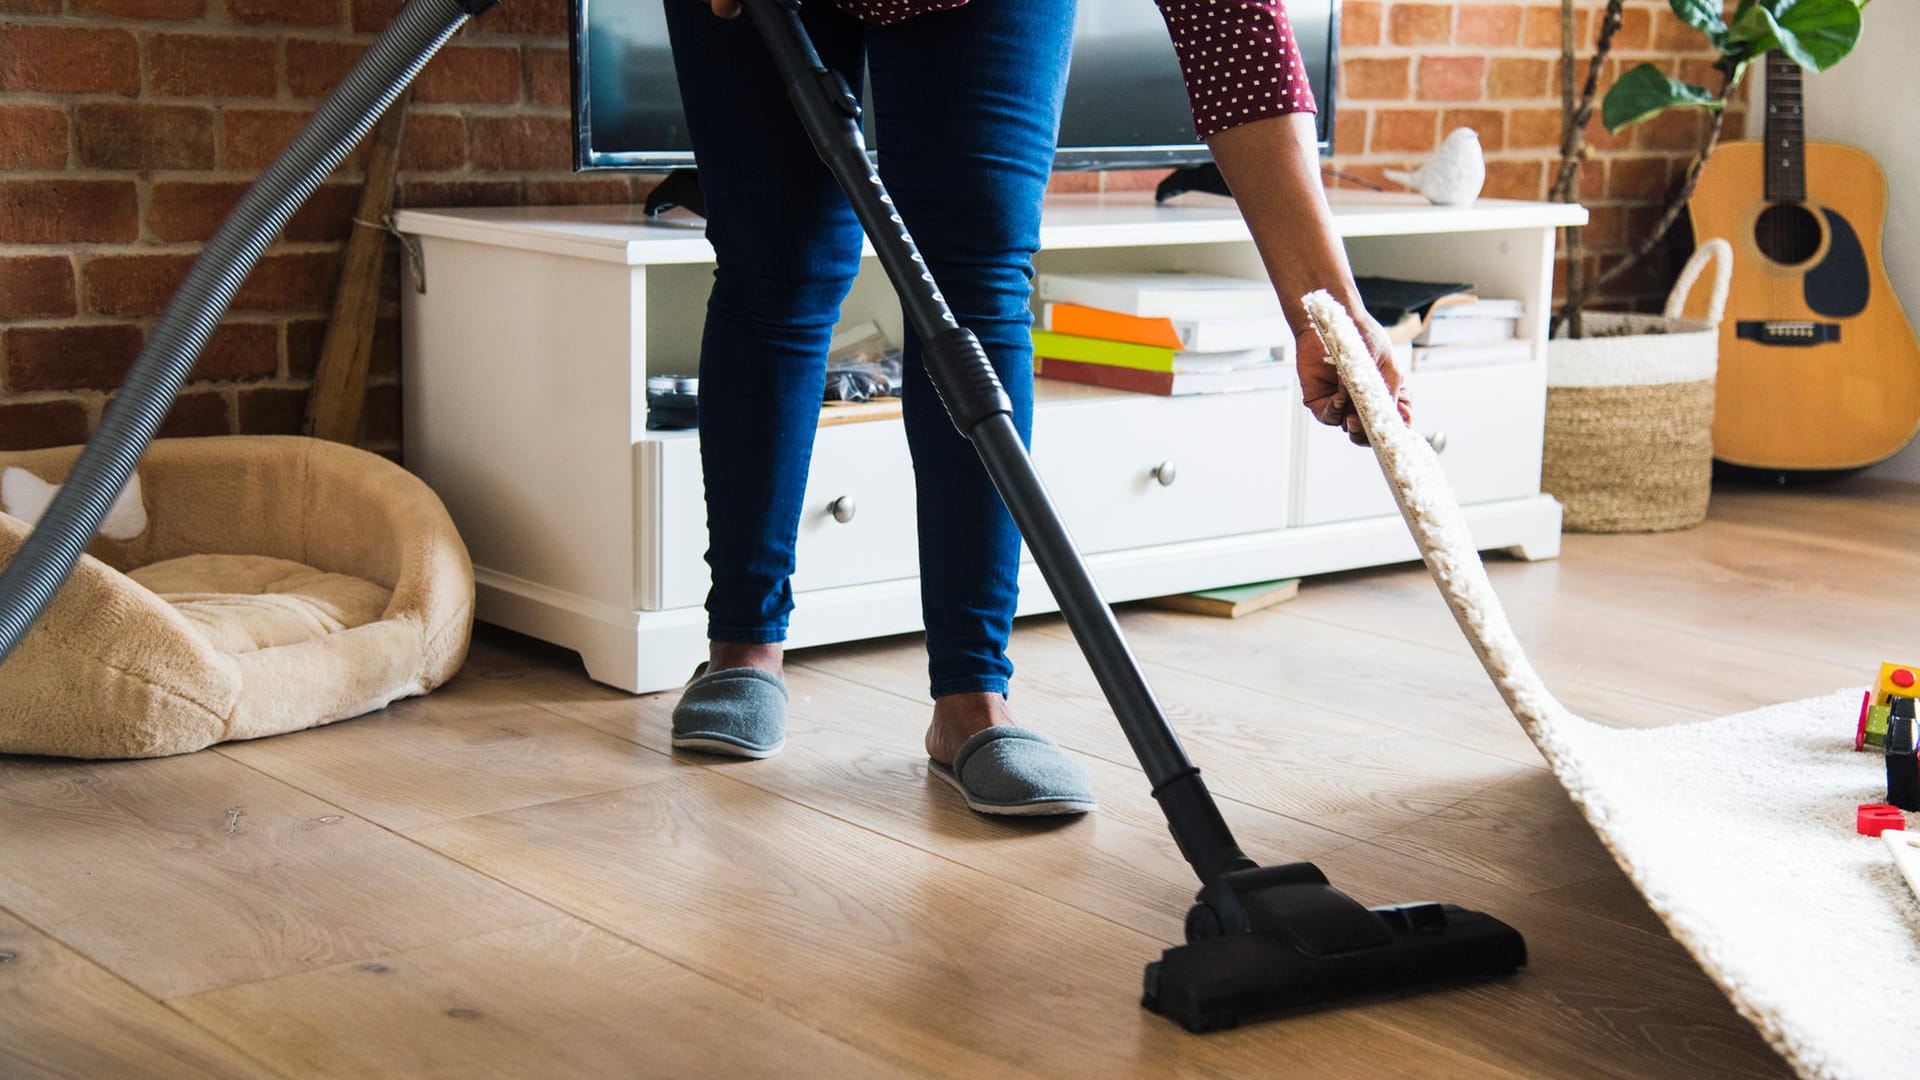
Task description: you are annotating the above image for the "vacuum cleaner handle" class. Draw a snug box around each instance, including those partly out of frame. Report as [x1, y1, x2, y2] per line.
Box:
[738, 0, 1254, 884]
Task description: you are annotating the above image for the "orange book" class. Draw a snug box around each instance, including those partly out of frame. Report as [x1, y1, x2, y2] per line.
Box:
[1043, 302, 1185, 349]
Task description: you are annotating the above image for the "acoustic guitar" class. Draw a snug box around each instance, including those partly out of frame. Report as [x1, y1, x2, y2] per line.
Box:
[1684, 53, 1920, 470]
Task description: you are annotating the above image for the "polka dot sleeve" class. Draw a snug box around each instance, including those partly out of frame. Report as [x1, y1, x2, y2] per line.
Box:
[1152, 0, 1318, 139]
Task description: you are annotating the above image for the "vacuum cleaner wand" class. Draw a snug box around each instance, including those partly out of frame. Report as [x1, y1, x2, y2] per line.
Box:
[737, 0, 1526, 1030]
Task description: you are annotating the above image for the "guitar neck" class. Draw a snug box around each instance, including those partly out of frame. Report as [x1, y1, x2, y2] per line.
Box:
[1763, 54, 1806, 203]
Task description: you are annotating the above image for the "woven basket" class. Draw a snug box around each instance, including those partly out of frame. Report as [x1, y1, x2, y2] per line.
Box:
[1543, 239, 1732, 533]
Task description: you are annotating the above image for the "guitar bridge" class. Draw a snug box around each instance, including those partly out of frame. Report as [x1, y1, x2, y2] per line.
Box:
[1736, 321, 1840, 346]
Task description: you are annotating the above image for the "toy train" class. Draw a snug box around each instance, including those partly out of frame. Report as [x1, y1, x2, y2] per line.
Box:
[1856, 662, 1920, 813]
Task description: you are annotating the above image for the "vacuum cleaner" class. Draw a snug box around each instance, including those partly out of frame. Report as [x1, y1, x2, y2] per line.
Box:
[0, 0, 1526, 1031]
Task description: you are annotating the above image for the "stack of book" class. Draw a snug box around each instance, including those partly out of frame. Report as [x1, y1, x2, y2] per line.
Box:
[1030, 272, 1293, 396]
[1353, 276, 1532, 373]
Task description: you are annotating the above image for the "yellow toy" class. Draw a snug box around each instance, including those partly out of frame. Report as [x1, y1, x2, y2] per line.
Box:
[1856, 662, 1920, 751]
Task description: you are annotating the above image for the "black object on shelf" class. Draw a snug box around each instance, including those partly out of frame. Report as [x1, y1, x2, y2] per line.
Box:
[645, 374, 699, 431]
[643, 169, 706, 219]
[1154, 162, 1232, 204]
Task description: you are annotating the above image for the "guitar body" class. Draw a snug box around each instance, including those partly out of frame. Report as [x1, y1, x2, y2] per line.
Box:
[1686, 140, 1920, 469]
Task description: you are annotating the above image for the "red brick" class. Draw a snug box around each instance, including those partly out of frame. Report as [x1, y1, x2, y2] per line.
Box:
[1482, 158, 1545, 200]
[221, 109, 364, 171]
[1045, 172, 1100, 195]
[148, 32, 278, 98]
[1388, 3, 1454, 45]
[1614, 6, 1652, 50]
[398, 112, 466, 171]
[1487, 58, 1550, 99]
[234, 252, 340, 311]
[1456, 2, 1521, 46]
[285, 182, 363, 243]
[193, 322, 278, 382]
[229, 0, 341, 27]
[156, 391, 230, 437]
[0, 400, 90, 451]
[5, 324, 144, 391]
[1577, 158, 1603, 201]
[236, 386, 309, 433]
[1638, 107, 1709, 151]
[285, 39, 366, 99]
[0, 104, 66, 169]
[148, 180, 244, 242]
[1416, 57, 1484, 101]
[85, 254, 191, 317]
[1676, 58, 1724, 91]
[0, 256, 76, 318]
[1523, 4, 1589, 49]
[0, 181, 139, 244]
[1332, 106, 1367, 157]
[1371, 109, 1439, 154]
[1508, 107, 1564, 149]
[1340, 1, 1382, 45]
[1652, 7, 1703, 51]
[468, 114, 571, 172]
[348, 0, 404, 32]
[359, 381, 401, 444]
[75, 103, 215, 170]
[286, 316, 395, 379]
[0, 26, 140, 95]
[368, 315, 399, 375]
[1442, 108, 1504, 152]
[1342, 58, 1410, 100]
[1583, 111, 1631, 151]
[0, 0, 62, 13]
[527, 47, 569, 108]
[1608, 155, 1673, 199]
[400, 178, 522, 208]
[472, 0, 568, 36]
[524, 178, 633, 206]
[71, 0, 203, 18]
[414, 46, 521, 105]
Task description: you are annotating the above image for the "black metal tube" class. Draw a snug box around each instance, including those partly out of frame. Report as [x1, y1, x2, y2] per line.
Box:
[0, 0, 476, 665]
[740, 0, 1251, 882]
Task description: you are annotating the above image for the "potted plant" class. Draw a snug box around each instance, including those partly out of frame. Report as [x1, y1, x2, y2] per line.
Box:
[1540, 0, 1871, 532]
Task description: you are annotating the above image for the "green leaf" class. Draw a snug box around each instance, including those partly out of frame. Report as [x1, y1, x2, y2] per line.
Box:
[1669, 0, 1728, 40]
[1732, 0, 1862, 71]
[1601, 64, 1723, 132]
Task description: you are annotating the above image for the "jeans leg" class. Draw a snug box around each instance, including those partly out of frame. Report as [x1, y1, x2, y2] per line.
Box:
[866, 0, 1078, 699]
[663, 1, 866, 644]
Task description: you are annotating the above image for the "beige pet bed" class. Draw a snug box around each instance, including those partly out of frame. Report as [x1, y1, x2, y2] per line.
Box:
[0, 436, 473, 758]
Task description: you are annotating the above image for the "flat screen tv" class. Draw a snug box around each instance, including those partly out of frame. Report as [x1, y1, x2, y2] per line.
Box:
[570, 1, 1339, 173]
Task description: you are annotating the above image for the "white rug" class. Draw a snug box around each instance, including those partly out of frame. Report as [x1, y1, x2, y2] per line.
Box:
[1304, 293, 1920, 1080]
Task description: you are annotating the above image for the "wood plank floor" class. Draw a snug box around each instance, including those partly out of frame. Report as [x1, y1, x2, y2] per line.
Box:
[7, 474, 1916, 1078]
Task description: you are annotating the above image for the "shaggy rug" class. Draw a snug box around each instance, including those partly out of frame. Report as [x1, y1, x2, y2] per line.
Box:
[1304, 292, 1919, 1080]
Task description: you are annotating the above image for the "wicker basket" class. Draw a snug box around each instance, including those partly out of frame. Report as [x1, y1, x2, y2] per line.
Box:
[1542, 239, 1732, 533]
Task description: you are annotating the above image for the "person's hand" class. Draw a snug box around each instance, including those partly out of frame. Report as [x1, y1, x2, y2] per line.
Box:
[1295, 306, 1412, 447]
[708, 0, 740, 16]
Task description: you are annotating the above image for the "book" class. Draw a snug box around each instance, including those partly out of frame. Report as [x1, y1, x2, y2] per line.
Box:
[1411, 340, 1534, 372]
[1414, 316, 1520, 346]
[1036, 272, 1281, 319]
[1030, 329, 1280, 374]
[1041, 302, 1293, 353]
[1144, 578, 1301, 618]
[1038, 356, 1291, 396]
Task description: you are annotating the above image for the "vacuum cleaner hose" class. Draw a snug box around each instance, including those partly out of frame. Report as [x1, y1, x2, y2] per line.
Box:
[0, 0, 485, 666]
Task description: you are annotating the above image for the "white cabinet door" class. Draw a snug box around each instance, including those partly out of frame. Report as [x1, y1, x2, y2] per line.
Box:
[1032, 387, 1292, 554]
[1293, 363, 1545, 526]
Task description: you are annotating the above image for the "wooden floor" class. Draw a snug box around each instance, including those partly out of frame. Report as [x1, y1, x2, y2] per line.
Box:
[7, 475, 1917, 1079]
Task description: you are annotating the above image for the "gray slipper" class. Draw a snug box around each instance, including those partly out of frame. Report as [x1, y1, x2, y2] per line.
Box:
[928, 727, 1098, 816]
[670, 664, 788, 759]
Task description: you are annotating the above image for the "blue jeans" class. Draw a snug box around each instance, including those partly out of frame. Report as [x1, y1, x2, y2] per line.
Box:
[663, 0, 1076, 699]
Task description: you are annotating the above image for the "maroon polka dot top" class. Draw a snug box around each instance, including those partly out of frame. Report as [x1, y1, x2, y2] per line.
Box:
[832, 0, 1317, 139]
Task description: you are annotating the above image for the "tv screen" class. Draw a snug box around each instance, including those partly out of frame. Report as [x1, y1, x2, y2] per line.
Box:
[571, 0, 1338, 172]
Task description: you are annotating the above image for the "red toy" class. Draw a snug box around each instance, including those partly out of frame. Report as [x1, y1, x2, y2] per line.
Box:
[1857, 803, 1908, 837]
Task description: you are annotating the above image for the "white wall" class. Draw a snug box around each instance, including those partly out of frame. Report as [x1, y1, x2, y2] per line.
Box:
[1798, 9, 1920, 480]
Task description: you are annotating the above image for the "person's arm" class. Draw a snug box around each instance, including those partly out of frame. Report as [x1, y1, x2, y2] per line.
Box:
[1209, 114, 1411, 442]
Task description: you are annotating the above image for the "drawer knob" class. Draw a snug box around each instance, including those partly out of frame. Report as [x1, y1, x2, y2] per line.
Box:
[1424, 430, 1449, 455]
[1152, 461, 1178, 487]
[829, 495, 857, 524]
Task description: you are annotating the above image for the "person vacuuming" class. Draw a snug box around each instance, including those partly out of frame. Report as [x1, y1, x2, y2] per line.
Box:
[664, 0, 1413, 815]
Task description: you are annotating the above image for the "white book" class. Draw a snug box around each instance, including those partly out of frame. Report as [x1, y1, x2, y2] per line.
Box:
[1415, 316, 1520, 346]
[1411, 340, 1534, 372]
[1037, 271, 1282, 319]
[1171, 346, 1280, 373]
[1431, 297, 1525, 320]
[1176, 313, 1296, 352]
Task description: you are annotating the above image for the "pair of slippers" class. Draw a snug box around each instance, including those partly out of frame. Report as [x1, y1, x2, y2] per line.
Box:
[670, 664, 1097, 816]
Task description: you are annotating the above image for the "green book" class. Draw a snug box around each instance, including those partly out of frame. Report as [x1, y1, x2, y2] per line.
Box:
[1031, 329, 1178, 372]
[1145, 578, 1301, 619]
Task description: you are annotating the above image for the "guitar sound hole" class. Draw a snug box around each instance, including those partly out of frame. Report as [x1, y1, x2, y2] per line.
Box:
[1754, 202, 1822, 266]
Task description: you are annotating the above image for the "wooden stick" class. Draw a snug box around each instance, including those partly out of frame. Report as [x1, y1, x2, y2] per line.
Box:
[304, 93, 410, 445]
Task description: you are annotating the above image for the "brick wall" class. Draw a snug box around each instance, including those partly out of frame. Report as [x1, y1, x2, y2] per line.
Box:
[1, 0, 1736, 452]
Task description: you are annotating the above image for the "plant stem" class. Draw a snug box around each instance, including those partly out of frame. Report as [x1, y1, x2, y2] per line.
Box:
[1560, 0, 1583, 337]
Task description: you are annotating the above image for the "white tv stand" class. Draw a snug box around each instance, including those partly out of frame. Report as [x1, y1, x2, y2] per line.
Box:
[396, 191, 1586, 693]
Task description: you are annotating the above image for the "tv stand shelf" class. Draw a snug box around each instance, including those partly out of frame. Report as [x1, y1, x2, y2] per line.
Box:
[396, 191, 1586, 693]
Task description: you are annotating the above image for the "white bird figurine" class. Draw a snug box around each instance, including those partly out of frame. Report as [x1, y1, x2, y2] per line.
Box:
[1384, 127, 1486, 206]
